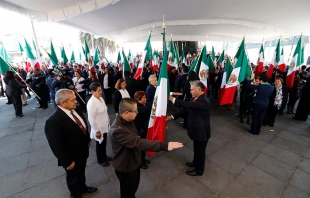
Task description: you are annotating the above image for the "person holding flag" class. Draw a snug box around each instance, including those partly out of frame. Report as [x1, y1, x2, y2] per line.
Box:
[167, 80, 210, 176]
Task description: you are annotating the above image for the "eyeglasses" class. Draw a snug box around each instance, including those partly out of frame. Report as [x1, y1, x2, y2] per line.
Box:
[128, 109, 138, 114]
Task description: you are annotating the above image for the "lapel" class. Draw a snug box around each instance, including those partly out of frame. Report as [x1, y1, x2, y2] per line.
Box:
[56, 107, 87, 133]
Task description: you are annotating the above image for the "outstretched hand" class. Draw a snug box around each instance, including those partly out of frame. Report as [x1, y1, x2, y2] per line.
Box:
[168, 142, 183, 151]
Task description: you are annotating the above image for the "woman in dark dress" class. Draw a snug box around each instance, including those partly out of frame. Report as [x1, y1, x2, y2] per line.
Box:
[134, 91, 152, 169]
[3, 70, 28, 117]
[263, 77, 288, 127]
[294, 74, 310, 121]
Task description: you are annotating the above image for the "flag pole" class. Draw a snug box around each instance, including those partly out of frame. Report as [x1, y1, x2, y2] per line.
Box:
[0, 55, 41, 100]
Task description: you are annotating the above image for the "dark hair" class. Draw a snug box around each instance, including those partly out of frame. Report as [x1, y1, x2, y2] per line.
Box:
[119, 98, 137, 114]
[301, 65, 306, 70]
[115, 78, 126, 89]
[89, 82, 102, 92]
[182, 65, 189, 73]
[124, 70, 131, 77]
[47, 69, 54, 76]
[3, 70, 15, 85]
[134, 91, 146, 101]
[187, 71, 199, 81]
[254, 76, 260, 80]
[260, 75, 269, 83]
[274, 77, 283, 84]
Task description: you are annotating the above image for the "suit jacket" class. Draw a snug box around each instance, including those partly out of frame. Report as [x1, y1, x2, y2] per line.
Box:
[172, 94, 211, 141]
[125, 77, 137, 98]
[102, 73, 114, 88]
[113, 71, 122, 86]
[146, 84, 156, 107]
[6, 79, 27, 97]
[45, 107, 91, 168]
[268, 85, 288, 112]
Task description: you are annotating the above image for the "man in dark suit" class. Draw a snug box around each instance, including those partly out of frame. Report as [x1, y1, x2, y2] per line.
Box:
[146, 75, 157, 106]
[167, 81, 211, 176]
[169, 66, 177, 92]
[124, 70, 137, 98]
[45, 89, 97, 198]
[113, 67, 122, 87]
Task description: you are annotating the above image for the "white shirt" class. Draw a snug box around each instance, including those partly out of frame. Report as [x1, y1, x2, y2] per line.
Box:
[58, 106, 86, 128]
[72, 77, 85, 92]
[103, 74, 109, 89]
[119, 89, 130, 98]
[87, 96, 110, 144]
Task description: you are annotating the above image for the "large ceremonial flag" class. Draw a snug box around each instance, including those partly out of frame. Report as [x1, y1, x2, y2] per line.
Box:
[93, 47, 100, 65]
[181, 43, 186, 64]
[128, 50, 134, 68]
[255, 43, 265, 75]
[217, 50, 225, 71]
[84, 40, 91, 63]
[122, 50, 131, 77]
[286, 35, 302, 89]
[218, 58, 233, 104]
[49, 41, 58, 66]
[134, 31, 152, 80]
[168, 39, 177, 67]
[70, 51, 75, 62]
[278, 48, 286, 72]
[189, 55, 200, 73]
[219, 40, 249, 106]
[152, 50, 159, 71]
[266, 39, 280, 79]
[300, 43, 305, 65]
[60, 46, 68, 64]
[18, 42, 28, 71]
[211, 46, 215, 61]
[174, 43, 180, 66]
[24, 38, 40, 69]
[117, 51, 121, 64]
[0, 46, 11, 75]
[198, 45, 214, 94]
[147, 30, 169, 157]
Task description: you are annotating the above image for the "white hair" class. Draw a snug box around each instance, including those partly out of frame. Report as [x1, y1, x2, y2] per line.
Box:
[55, 89, 74, 105]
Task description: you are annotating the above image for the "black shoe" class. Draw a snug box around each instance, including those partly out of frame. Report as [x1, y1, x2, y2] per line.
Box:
[83, 186, 97, 193]
[16, 114, 24, 117]
[140, 164, 148, 169]
[99, 161, 109, 167]
[37, 106, 43, 109]
[186, 169, 202, 176]
[185, 162, 195, 167]
[144, 159, 150, 164]
[248, 129, 255, 135]
[42, 106, 48, 109]
[105, 156, 112, 161]
[71, 195, 82, 198]
[6, 102, 12, 105]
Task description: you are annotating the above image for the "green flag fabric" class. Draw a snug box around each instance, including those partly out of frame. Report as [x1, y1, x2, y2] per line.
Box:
[70, 51, 75, 62]
[50, 41, 58, 65]
[0, 55, 10, 76]
[212, 46, 215, 60]
[84, 40, 90, 62]
[122, 50, 131, 73]
[24, 38, 36, 60]
[144, 33, 153, 61]
[117, 51, 121, 64]
[19, 42, 24, 55]
[61, 46, 68, 64]
[93, 48, 100, 65]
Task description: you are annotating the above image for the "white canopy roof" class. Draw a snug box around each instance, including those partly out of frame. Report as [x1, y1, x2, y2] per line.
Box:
[1, 0, 309, 43]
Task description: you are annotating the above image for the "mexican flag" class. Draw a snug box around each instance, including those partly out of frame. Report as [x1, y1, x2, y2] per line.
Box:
[128, 50, 133, 68]
[84, 40, 91, 63]
[60, 46, 68, 64]
[278, 48, 286, 72]
[93, 47, 100, 65]
[0, 46, 11, 75]
[181, 44, 186, 64]
[218, 58, 233, 104]
[168, 39, 177, 68]
[219, 40, 249, 106]
[117, 51, 122, 64]
[286, 35, 302, 89]
[211, 46, 215, 61]
[122, 50, 131, 77]
[255, 43, 265, 75]
[70, 51, 75, 62]
[24, 38, 40, 69]
[18, 42, 28, 71]
[266, 39, 280, 79]
[152, 50, 159, 71]
[198, 45, 214, 94]
[174, 43, 180, 66]
[49, 41, 59, 66]
[147, 31, 169, 157]
[189, 55, 200, 73]
[301, 43, 305, 65]
[217, 50, 225, 71]
[134, 31, 152, 80]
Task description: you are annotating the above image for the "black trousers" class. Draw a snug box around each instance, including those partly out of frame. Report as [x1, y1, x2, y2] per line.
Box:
[251, 103, 268, 135]
[115, 167, 140, 198]
[137, 127, 147, 165]
[103, 88, 112, 104]
[77, 90, 87, 112]
[37, 89, 48, 107]
[64, 158, 88, 196]
[96, 133, 108, 163]
[12, 95, 23, 115]
[193, 140, 208, 175]
[263, 105, 278, 127]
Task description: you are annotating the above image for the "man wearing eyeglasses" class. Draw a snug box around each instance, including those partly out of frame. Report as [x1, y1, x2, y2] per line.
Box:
[109, 98, 183, 198]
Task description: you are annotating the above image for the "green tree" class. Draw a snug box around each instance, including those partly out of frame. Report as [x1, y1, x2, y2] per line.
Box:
[79, 32, 116, 57]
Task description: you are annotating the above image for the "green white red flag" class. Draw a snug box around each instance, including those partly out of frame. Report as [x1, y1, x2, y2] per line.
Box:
[181, 44, 186, 64]
[168, 39, 177, 68]
[134, 31, 152, 80]
[152, 50, 159, 71]
[266, 39, 280, 78]
[217, 50, 225, 71]
[198, 45, 215, 94]
[24, 38, 40, 69]
[255, 43, 265, 75]
[122, 49, 131, 77]
[278, 48, 285, 72]
[147, 30, 169, 157]
[286, 35, 302, 89]
[218, 58, 233, 104]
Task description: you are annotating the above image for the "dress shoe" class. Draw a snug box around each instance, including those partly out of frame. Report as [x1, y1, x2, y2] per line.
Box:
[185, 162, 195, 167]
[23, 103, 28, 106]
[16, 114, 24, 117]
[186, 169, 202, 176]
[105, 156, 112, 161]
[140, 164, 148, 169]
[42, 106, 48, 109]
[99, 161, 110, 167]
[248, 129, 255, 135]
[83, 186, 97, 193]
[37, 106, 43, 109]
[144, 159, 150, 164]
[6, 102, 12, 105]
[71, 194, 82, 198]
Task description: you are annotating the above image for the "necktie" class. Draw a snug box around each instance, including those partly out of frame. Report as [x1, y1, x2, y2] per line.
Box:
[193, 98, 197, 102]
[71, 111, 87, 136]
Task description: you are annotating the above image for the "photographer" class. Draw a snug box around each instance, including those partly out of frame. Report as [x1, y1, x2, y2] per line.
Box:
[51, 67, 75, 90]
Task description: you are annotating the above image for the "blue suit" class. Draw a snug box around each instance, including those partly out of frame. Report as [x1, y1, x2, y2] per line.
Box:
[146, 84, 156, 107]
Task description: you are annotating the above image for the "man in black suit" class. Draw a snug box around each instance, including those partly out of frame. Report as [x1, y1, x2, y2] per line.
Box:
[45, 89, 97, 198]
[167, 81, 211, 176]
[146, 75, 157, 106]
[113, 67, 122, 87]
[124, 70, 137, 98]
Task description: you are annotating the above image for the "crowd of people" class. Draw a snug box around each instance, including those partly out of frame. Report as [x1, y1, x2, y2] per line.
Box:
[1, 50, 309, 198]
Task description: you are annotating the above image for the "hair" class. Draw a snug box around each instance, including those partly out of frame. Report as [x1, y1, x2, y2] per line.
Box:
[119, 98, 137, 114]
[115, 78, 126, 89]
[260, 75, 269, 83]
[182, 65, 189, 73]
[190, 80, 204, 91]
[3, 70, 15, 85]
[55, 89, 75, 105]
[134, 91, 146, 101]
[124, 70, 131, 77]
[301, 65, 306, 70]
[254, 76, 260, 80]
[89, 82, 102, 92]
[148, 74, 156, 82]
[275, 77, 283, 84]
[187, 71, 199, 81]
[114, 67, 119, 71]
